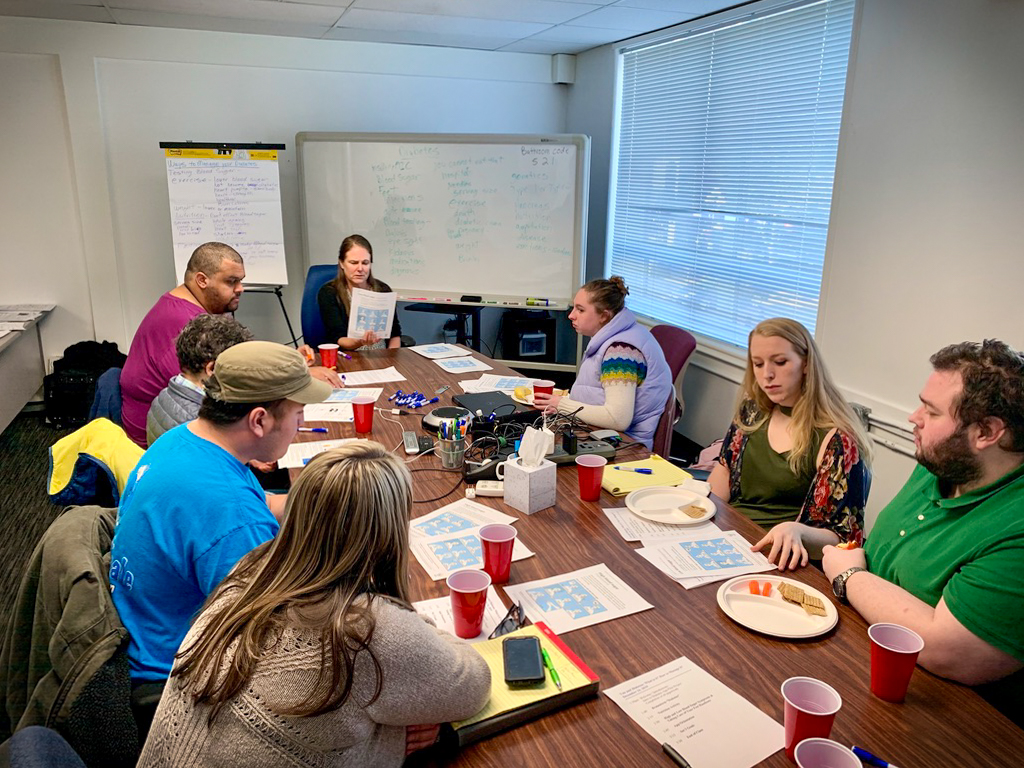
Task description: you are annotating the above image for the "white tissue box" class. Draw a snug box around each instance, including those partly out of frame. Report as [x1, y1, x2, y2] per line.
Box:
[502, 457, 556, 515]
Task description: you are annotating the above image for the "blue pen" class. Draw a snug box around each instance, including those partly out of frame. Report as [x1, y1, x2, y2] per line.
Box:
[613, 466, 653, 474]
[298, 427, 327, 433]
[424, 396, 440, 406]
[388, 390, 403, 402]
[851, 747, 900, 768]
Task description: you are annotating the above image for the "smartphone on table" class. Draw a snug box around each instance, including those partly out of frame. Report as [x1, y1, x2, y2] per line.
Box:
[502, 636, 545, 687]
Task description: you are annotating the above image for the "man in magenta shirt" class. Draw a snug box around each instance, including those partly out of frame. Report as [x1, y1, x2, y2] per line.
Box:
[120, 243, 245, 445]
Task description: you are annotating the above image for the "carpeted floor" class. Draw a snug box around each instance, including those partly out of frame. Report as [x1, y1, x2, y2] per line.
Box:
[0, 413, 74, 626]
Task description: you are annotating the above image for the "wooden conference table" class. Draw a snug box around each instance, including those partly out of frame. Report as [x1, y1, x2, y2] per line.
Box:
[293, 347, 1024, 768]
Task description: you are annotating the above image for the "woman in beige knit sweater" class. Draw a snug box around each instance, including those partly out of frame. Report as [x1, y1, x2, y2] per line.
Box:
[139, 442, 491, 767]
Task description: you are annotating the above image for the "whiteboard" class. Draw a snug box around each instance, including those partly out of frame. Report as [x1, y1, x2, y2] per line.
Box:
[296, 133, 589, 306]
[162, 145, 288, 286]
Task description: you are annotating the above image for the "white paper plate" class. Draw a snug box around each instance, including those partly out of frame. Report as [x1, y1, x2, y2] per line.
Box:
[624, 486, 715, 525]
[510, 391, 535, 406]
[716, 575, 839, 639]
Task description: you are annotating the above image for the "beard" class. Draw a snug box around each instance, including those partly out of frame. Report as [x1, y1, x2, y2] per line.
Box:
[917, 425, 982, 486]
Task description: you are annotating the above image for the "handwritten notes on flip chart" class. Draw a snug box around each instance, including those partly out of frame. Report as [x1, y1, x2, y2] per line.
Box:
[163, 147, 287, 286]
[298, 135, 589, 304]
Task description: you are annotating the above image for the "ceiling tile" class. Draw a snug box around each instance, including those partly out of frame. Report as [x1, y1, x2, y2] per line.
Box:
[322, 25, 513, 50]
[0, 1, 115, 22]
[522, 24, 627, 45]
[499, 38, 593, 54]
[109, 0, 345, 25]
[351, 0, 599, 25]
[107, 8, 334, 38]
[336, 8, 551, 37]
[614, 0, 739, 13]
[567, 4, 698, 31]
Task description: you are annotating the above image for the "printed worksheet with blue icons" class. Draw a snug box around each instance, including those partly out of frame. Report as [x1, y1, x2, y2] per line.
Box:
[347, 288, 396, 339]
[409, 499, 516, 539]
[504, 564, 653, 634]
[410, 527, 534, 581]
[409, 343, 472, 360]
[324, 387, 384, 403]
[635, 531, 775, 582]
[433, 356, 493, 373]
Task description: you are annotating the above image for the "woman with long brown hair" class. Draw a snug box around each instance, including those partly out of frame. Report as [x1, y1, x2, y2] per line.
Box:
[709, 318, 872, 570]
[317, 234, 403, 350]
[139, 442, 490, 767]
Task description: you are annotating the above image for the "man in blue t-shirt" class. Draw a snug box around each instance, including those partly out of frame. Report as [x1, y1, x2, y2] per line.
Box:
[110, 341, 331, 687]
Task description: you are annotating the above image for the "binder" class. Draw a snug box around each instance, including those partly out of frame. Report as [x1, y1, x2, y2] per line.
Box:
[446, 622, 600, 747]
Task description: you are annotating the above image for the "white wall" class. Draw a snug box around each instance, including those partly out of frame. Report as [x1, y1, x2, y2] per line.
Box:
[0, 17, 566, 358]
[569, 0, 1024, 527]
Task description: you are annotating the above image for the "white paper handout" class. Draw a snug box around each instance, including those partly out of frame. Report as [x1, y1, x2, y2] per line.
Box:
[409, 498, 518, 539]
[411, 527, 534, 581]
[604, 656, 783, 768]
[636, 531, 775, 581]
[475, 373, 535, 392]
[279, 438, 359, 469]
[409, 343, 472, 360]
[0, 322, 29, 332]
[0, 304, 55, 312]
[348, 287, 397, 340]
[0, 311, 38, 322]
[603, 507, 722, 543]
[304, 387, 385, 422]
[341, 366, 406, 387]
[413, 587, 509, 644]
[503, 563, 654, 634]
[433, 357, 493, 374]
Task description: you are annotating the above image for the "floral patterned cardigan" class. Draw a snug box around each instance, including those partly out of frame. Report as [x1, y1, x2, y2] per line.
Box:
[717, 402, 869, 545]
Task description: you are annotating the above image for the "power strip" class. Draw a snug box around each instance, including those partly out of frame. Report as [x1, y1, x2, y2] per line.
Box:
[545, 439, 618, 465]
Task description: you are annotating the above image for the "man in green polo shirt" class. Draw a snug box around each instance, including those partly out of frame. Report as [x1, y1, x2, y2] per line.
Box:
[823, 339, 1024, 722]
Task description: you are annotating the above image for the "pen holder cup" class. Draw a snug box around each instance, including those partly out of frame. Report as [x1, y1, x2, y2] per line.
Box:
[439, 438, 467, 469]
[499, 457, 556, 516]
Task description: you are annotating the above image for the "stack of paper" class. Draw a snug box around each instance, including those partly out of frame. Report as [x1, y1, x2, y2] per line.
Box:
[458, 373, 535, 394]
[341, 366, 406, 386]
[503, 564, 653, 634]
[635, 530, 775, 589]
[409, 499, 533, 580]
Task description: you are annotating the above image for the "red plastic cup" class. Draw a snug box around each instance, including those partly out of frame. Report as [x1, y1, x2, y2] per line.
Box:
[575, 454, 607, 502]
[447, 569, 491, 639]
[318, 343, 339, 369]
[533, 379, 555, 397]
[479, 524, 517, 585]
[352, 396, 375, 434]
[869, 623, 924, 702]
[794, 739, 861, 768]
[781, 677, 842, 763]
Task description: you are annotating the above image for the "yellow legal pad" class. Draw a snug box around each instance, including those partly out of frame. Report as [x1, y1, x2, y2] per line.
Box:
[600, 454, 692, 496]
[452, 623, 598, 738]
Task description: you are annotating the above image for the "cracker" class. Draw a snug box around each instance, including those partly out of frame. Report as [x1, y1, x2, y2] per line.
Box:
[779, 583, 806, 605]
[680, 504, 706, 519]
[801, 599, 828, 617]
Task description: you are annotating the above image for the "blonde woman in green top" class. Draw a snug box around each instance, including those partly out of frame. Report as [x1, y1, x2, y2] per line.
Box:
[709, 318, 872, 570]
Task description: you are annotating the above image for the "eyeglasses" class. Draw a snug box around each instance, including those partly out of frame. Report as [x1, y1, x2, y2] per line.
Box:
[488, 601, 526, 639]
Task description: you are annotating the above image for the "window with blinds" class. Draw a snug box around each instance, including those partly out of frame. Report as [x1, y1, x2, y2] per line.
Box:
[609, 0, 855, 348]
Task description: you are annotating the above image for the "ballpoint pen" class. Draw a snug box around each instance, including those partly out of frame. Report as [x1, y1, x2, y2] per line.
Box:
[298, 427, 327, 433]
[661, 743, 692, 768]
[613, 466, 653, 474]
[540, 647, 561, 690]
[851, 747, 900, 768]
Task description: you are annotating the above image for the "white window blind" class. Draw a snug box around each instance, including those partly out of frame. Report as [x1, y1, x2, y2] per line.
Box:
[610, 0, 855, 348]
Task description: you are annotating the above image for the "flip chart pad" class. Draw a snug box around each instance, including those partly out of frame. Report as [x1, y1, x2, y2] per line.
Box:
[162, 145, 288, 285]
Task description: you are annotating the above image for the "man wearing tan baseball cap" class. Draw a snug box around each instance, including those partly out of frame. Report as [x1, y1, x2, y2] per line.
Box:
[109, 341, 332, 715]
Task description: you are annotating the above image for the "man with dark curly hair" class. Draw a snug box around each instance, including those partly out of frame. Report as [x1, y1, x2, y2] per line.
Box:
[145, 314, 253, 446]
[823, 339, 1024, 723]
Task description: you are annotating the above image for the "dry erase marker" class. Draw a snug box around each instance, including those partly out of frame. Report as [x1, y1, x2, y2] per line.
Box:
[852, 747, 900, 768]
[298, 427, 327, 433]
[526, 298, 551, 306]
[613, 466, 653, 474]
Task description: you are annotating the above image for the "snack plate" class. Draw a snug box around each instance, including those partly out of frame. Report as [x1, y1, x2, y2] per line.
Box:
[624, 486, 715, 525]
[510, 391, 535, 406]
[716, 575, 839, 639]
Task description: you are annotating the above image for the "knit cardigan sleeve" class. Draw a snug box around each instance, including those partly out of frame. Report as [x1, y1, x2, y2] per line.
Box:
[556, 342, 644, 431]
